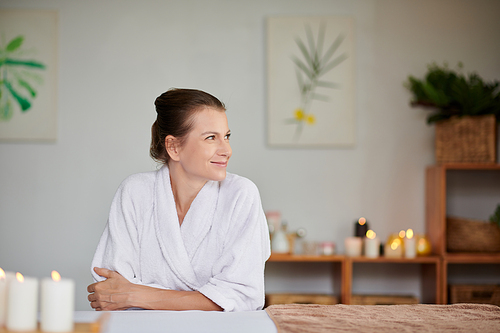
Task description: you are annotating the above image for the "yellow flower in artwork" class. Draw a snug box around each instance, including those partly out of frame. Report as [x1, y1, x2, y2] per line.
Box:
[306, 114, 316, 125]
[294, 109, 305, 121]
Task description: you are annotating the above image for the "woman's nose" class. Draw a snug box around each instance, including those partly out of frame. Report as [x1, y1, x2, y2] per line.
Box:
[219, 139, 232, 157]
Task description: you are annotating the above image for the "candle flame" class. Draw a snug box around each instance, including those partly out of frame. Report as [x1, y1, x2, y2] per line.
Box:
[391, 239, 401, 250]
[399, 230, 406, 238]
[406, 229, 414, 239]
[16, 272, 24, 283]
[366, 230, 376, 239]
[0, 268, 5, 279]
[358, 217, 366, 226]
[51, 270, 61, 282]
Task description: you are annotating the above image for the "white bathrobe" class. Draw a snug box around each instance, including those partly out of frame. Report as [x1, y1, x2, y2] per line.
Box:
[91, 166, 271, 312]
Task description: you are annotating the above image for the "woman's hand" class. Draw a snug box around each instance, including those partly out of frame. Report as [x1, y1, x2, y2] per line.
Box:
[87, 267, 223, 311]
[87, 267, 134, 311]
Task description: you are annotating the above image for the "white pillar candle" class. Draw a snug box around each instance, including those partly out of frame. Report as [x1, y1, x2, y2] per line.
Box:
[0, 269, 16, 328]
[364, 230, 380, 258]
[41, 271, 75, 332]
[404, 229, 417, 259]
[345, 237, 362, 257]
[0, 268, 6, 328]
[7, 273, 38, 332]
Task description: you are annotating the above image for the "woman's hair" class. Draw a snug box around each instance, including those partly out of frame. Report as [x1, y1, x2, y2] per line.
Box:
[150, 88, 226, 164]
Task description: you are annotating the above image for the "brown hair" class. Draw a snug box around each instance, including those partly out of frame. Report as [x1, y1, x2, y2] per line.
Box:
[150, 88, 226, 165]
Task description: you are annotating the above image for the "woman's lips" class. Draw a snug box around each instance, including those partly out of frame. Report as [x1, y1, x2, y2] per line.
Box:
[211, 161, 228, 167]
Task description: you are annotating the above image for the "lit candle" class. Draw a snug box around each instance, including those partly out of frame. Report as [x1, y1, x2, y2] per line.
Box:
[354, 217, 369, 238]
[364, 230, 380, 258]
[404, 229, 416, 258]
[0, 268, 6, 328]
[384, 238, 403, 258]
[0, 269, 15, 328]
[416, 234, 432, 256]
[345, 237, 362, 257]
[7, 272, 38, 331]
[398, 230, 406, 254]
[41, 271, 75, 332]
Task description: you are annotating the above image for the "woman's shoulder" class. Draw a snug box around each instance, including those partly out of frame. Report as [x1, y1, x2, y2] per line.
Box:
[116, 169, 158, 198]
[221, 173, 260, 197]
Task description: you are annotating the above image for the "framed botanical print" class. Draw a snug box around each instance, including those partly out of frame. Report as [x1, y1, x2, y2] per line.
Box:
[0, 9, 58, 142]
[267, 16, 356, 148]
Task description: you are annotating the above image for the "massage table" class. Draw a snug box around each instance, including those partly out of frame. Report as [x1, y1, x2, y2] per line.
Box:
[74, 303, 500, 333]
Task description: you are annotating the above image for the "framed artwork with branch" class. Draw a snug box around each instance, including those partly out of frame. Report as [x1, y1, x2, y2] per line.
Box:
[267, 16, 355, 147]
[0, 9, 58, 142]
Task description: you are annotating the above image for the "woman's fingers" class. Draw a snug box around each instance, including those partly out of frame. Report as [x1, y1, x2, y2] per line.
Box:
[93, 267, 114, 278]
[87, 269, 132, 311]
[87, 282, 97, 293]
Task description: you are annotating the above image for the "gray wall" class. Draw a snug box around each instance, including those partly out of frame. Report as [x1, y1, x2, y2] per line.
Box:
[1, 0, 499, 310]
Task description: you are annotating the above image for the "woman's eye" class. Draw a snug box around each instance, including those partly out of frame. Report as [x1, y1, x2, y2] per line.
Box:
[225, 134, 231, 140]
[206, 135, 215, 140]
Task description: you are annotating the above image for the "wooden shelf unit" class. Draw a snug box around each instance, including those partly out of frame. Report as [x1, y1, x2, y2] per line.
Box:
[425, 163, 500, 303]
[267, 254, 441, 304]
[266, 163, 500, 306]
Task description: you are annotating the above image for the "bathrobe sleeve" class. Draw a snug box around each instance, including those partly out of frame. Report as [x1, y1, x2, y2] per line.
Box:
[90, 173, 165, 289]
[197, 177, 271, 311]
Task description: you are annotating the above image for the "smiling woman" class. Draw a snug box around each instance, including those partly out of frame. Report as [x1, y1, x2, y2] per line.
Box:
[87, 88, 270, 312]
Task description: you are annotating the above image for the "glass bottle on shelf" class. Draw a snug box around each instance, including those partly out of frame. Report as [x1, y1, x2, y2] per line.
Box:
[271, 220, 290, 253]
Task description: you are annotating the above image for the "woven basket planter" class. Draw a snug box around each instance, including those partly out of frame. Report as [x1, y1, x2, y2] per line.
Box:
[450, 285, 500, 306]
[446, 216, 500, 252]
[435, 114, 497, 164]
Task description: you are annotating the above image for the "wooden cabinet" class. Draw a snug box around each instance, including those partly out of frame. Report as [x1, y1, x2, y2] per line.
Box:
[425, 163, 500, 303]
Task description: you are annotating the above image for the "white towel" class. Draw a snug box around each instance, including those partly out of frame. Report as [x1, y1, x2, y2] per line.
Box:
[91, 165, 271, 311]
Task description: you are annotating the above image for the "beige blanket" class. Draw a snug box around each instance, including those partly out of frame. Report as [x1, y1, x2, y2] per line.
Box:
[265, 303, 500, 333]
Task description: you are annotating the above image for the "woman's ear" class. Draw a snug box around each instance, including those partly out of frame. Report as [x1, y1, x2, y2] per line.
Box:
[165, 135, 180, 162]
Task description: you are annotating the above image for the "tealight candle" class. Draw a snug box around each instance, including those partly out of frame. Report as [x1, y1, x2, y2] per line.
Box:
[364, 230, 380, 258]
[7, 273, 38, 331]
[41, 271, 75, 332]
[416, 234, 432, 256]
[345, 237, 362, 257]
[384, 238, 403, 258]
[404, 229, 416, 258]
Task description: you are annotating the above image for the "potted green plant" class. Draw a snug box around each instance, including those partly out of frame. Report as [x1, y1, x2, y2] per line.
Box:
[405, 62, 500, 164]
[491, 204, 500, 229]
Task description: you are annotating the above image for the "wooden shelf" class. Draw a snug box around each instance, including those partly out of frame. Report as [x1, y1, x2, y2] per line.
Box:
[266, 164, 500, 306]
[269, 254, 440, 263]
[349, 256, 440, 264]
[444, 253, 500, 263]
[426, 163, 500, 256]
[266, 254, 442, 304]
[426, 163, 500, 304]
[432, 163, 500, 170]
[268, 253, 344, 262]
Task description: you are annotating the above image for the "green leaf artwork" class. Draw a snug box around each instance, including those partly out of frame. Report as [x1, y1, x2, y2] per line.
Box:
[285, 23, 348, 141]
[0, 35, 46, 121]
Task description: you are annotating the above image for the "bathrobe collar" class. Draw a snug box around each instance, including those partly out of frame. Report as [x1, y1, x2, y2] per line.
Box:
[153, 165, 219, 289]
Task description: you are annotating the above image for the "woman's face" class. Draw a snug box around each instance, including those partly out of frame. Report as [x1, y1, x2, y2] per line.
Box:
[175, 107, 232, 183]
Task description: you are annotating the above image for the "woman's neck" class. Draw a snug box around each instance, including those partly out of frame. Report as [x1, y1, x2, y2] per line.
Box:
[167, 162, 207, 225]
